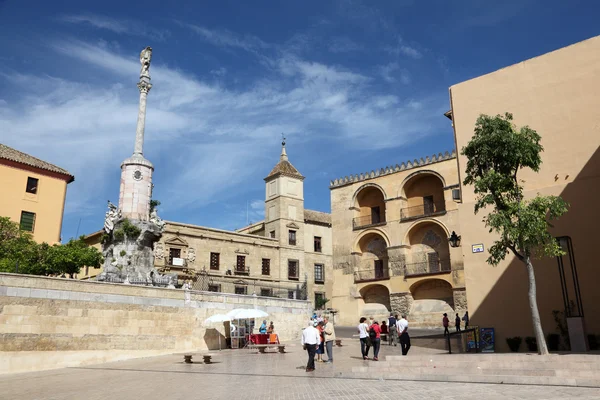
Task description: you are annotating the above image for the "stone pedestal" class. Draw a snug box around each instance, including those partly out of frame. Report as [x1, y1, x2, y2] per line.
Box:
[98, 219, 174, 286]
[119, 155, 154, 221]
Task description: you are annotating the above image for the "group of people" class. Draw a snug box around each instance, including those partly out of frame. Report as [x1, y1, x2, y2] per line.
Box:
[358, 314, 411, 361]
[442, 311, 469, 335]
[258, 320, 275, 334]
[300, 316, 336, 372]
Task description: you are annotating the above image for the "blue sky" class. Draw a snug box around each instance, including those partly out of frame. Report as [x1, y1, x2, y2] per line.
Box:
[0, 0, 598, 241]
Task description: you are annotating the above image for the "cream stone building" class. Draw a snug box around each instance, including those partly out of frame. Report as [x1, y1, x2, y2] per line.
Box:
[329, 151, 466, 327]
[83, 142, 333, 309]
[0, 143, 74, 244]
[449, 35, 600, 351]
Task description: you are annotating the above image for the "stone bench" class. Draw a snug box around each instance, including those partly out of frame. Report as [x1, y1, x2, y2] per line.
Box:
[183, 354, 212, 364]
[249, 344, 286, 353]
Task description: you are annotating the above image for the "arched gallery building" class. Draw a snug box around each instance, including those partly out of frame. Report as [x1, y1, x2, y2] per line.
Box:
[329, 152, 465, 327]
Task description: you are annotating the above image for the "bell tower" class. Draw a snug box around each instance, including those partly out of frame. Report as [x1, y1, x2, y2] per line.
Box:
[264, 137, 306, 280]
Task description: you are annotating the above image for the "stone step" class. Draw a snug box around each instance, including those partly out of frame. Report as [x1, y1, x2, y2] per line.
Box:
[371, 360, 600, 370]
[385, 354, 600, 362]
[349, 371, 600, 387]
[353, 365, 600, 378]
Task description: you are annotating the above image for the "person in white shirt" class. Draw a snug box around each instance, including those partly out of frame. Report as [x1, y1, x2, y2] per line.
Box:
[357, 317, 371, 360]
[301, 320, 320, 372]
[397, 315, 411, 355]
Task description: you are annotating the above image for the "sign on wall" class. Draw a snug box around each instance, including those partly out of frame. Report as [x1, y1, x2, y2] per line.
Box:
[472, 244, 484, 253]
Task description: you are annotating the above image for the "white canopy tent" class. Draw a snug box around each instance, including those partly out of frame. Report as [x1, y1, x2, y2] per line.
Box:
[203, 314, 232, 350]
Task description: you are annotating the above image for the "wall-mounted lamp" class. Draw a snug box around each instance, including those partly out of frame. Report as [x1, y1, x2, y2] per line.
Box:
[449, 231, 461, 248]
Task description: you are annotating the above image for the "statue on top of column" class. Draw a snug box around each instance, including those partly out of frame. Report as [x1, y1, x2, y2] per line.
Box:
[140, 46, 152, 78]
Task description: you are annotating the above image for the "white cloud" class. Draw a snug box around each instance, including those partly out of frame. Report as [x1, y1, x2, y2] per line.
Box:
[210, 67, 227, 76]
[384, 37, 423, 59]
[0, 40, 445, 225]
[60, 14, 170, 41]
[328, 37, 363, 53]
[179, 22, 270, 54]
[399, 45, 422, 59]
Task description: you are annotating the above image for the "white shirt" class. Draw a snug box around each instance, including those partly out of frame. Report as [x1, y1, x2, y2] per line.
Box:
[358, 323, 370, 338]
[397, 318, 409, 335]
[301, 326, 320, 345]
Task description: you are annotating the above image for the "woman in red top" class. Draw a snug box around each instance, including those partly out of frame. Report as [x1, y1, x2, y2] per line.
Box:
[369, 321, 382, 361]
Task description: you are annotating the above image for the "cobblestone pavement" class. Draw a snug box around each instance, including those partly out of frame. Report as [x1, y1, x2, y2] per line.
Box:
[1, 341, 599, 400]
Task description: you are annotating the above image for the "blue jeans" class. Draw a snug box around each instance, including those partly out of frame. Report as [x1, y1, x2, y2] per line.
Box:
[360, 338, 370, 358]
[372, 338, 381, 358]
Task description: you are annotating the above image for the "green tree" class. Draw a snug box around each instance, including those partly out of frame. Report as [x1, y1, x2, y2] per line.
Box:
[461, 113, 568, 355]
[0, 216, 38, 273]
[47, 237, 103, 279]
[0, 217, 102, 278]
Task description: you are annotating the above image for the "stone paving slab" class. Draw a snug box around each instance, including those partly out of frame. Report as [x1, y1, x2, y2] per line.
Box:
[0, 341, 599, 399]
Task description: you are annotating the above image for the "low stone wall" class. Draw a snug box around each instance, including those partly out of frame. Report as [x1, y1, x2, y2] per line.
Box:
[0, 273, 311, 374]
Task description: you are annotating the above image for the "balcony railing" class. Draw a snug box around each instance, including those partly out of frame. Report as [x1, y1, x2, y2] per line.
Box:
[400, 202, 446, 221]
[234, 267, 250, 276]
[354, 268, 390, 283]
[404, 259, 451, 277]
[352, 213, 386, 230]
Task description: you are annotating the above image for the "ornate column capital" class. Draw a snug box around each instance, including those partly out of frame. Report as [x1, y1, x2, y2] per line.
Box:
[137, 80, 152, 94]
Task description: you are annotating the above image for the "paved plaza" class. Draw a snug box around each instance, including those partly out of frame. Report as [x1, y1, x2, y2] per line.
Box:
[1, 341, 599, 400]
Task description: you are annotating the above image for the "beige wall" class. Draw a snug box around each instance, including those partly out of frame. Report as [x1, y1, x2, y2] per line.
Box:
[329, 157, 466, 326]
[0, 161, 70, 244]
[0, 272, 311, 374]
[450, 35, 600, 351]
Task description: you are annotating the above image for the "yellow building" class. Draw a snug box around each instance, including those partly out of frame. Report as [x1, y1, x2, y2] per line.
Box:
[449, 35, 600, 351]
[0, 143, 74, 244]
[329, 152, 465, 327]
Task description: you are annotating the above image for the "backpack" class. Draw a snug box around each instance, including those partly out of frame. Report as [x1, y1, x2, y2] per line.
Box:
[369, 326, 377, 340]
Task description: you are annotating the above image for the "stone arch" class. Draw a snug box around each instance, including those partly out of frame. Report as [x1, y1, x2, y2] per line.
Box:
[352, 182, 388, 206]
[352, 183, 387, 228]
[398, 170, 446, 198]
[402, 218, 450, 246]
[359, 284, 391, 318]
[398, 171, 446, 220]
[408, 278, 455, 327]
[354, 228, 391, 252]
[403, 220, 452, 276]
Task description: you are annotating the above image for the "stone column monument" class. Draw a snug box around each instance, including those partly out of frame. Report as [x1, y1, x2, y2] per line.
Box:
[119, 46, 154, 221]
[97, 47, 175, 287]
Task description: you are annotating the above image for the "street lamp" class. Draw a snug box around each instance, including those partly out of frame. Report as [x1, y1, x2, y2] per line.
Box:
[448, 231, 461, 248]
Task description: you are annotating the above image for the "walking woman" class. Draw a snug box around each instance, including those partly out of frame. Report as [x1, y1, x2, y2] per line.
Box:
[316, 321, 325, 362]
[369, 320, 382, 361]
[357, 317, 370, 360]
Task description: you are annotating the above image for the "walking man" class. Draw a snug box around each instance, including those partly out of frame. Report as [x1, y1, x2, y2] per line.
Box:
[455, 313, 461, 332]
[397, 315, 411, 355]
[323, 317, 336, 363]
[388, 313, 397, 346]
[301, 320, 320, 372]
[443, 313, 450, 336]
[462, 311, 469, 329]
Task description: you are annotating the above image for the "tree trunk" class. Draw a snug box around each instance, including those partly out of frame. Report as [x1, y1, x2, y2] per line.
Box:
[524, 257, 549, 355]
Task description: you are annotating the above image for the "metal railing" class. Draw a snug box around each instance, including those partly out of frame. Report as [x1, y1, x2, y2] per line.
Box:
[352, 213, 386, 230]
[354, 268, 390, 283]
[404, 259, 451, 277]
[192, 271, 308, 300]
[234, 267, 250, 276]
[400, 202, 446, 221]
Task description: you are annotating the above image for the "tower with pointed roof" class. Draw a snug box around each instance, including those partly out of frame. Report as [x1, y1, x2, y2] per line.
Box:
[264, 138, 307, 285]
